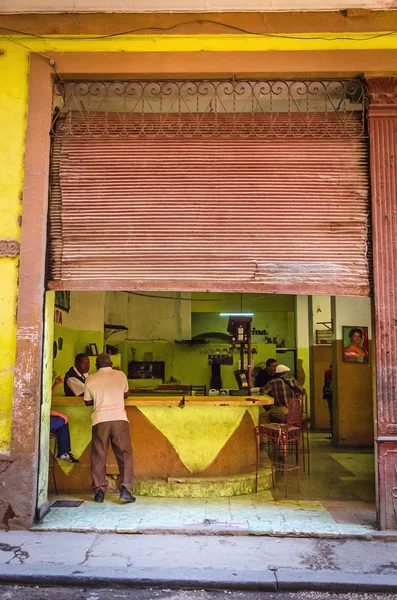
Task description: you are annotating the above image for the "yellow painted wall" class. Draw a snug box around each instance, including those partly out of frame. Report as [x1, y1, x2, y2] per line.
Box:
[335, 340, 374, 445]
[1, 23, 393, 452]
[2, 33, 397, 55]
[312, 344, 332, 430]
[0, 49, 29, 452]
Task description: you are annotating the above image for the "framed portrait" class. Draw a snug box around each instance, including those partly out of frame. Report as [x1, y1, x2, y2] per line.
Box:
[55, 291, 70, 313]
[89, 343, 98, 356]
[342, 326, 369, 363]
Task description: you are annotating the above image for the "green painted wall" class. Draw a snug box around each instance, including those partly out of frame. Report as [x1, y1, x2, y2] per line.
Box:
[53, 325, 103, 380]
[191, 293, 295, 313]
[52, 291, 105, 380]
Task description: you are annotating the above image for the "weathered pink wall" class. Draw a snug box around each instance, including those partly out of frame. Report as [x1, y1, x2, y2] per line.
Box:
[0, 0, 395, 12]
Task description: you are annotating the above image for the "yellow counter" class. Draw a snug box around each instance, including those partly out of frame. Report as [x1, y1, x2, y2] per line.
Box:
[52, 394, 274, 407]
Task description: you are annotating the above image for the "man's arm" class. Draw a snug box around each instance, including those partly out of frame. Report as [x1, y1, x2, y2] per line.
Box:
[52, 375, 63, 395]
[260, 382, 271, 394]
[84, 382, 93, 406]
[292, 379, 304, 394]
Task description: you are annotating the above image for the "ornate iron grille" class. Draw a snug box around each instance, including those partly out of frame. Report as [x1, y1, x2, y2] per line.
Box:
[52, 79, 368, 139]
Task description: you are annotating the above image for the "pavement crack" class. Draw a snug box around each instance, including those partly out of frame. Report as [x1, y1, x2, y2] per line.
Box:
[77, 534, 101, 566]
[272, 567, 280, 591]
[0, 542, 29, 564]
[78, 548, 91, 566]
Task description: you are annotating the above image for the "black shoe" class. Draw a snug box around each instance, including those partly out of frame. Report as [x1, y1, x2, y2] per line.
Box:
[58, 452, 79, 463]
[94, 489, 105, 503]
[119, 486, 136, 503]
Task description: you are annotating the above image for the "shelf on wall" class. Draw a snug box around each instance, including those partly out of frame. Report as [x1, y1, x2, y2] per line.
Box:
[104, 323, 128, 340]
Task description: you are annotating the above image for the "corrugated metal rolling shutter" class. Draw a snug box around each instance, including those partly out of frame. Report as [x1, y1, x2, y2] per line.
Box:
[47, 117, 370, 295]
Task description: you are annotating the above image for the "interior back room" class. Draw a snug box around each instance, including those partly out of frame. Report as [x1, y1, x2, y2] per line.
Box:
[50, 291, 298, 395]
[48, 291, 374, 441]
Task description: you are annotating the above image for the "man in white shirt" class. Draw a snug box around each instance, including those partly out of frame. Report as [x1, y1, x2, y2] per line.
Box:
[84, 353, 135, 504]
[64, 354, 90, 396]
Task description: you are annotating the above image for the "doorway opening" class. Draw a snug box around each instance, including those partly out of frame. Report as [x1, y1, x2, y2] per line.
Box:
[36, 290, 376, 535]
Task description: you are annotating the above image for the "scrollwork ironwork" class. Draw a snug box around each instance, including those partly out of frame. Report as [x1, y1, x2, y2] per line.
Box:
[52, 79, 368, 139]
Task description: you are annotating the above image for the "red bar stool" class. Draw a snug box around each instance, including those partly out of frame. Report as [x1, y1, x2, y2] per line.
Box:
[254, 396, 301, 497]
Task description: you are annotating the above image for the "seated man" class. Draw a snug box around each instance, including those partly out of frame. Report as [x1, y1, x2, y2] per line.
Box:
[260, 364, 304, 424]
[64, 353, 90, 396]
[50, 376, 79, 463]
[254, 358, 278, 388]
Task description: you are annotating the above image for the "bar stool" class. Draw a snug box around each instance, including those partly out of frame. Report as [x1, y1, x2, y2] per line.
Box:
[254, 396, 301, 497]
[49, 432, 59, 495]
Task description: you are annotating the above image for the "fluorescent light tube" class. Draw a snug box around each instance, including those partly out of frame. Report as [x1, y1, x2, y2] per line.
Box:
[219, 313, 254, 316]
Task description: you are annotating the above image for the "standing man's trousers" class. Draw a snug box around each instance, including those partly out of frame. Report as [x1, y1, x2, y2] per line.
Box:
[91, 420, 134, 492]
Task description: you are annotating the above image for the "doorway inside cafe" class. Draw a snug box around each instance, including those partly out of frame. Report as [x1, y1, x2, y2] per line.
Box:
[36, 290, 376, 535]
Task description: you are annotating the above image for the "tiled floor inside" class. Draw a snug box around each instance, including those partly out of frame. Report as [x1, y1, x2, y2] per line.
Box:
[34, 434, 377, 536]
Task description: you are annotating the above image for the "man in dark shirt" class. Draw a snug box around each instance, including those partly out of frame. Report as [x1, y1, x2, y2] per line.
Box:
[64, 353, 90, 396]
[254, 358, 278, 387]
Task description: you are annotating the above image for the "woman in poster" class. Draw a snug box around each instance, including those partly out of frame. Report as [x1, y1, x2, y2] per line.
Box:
[343, 327, 368, 362]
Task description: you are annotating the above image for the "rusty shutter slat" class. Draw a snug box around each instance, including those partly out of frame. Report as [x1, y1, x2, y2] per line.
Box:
[48, 121, 370, 295]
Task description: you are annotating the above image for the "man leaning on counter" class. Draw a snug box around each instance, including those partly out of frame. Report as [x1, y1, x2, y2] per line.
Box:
[64, 353, 90, 396]
[84, 353, 135, 505]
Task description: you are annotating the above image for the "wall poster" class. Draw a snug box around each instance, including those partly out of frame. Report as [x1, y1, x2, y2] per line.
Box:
[342, 326, 369, 363]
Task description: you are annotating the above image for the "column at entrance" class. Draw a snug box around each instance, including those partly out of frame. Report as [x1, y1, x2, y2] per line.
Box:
[367, 77, 397, 530]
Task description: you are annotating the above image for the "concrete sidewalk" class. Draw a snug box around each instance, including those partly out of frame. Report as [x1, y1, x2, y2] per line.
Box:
[0, 531, 397, 593]
[33, 492, 377, 537]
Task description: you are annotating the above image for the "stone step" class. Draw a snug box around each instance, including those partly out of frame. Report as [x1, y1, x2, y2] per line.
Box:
[133, 466, 273, 498]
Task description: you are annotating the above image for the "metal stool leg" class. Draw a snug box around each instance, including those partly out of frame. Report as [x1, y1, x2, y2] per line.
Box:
[305, 427, 311, 475]
[301, 427, 306, 472]
[255, 432, 260, 493]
